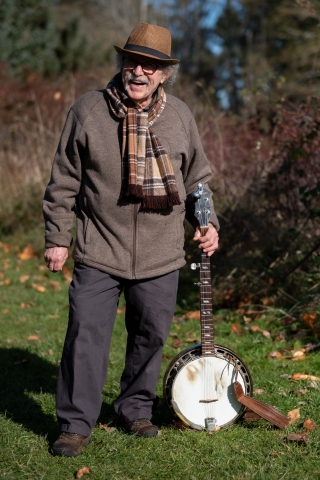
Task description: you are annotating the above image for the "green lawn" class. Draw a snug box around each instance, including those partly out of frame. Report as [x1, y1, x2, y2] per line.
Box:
[1, 226, 320, 480]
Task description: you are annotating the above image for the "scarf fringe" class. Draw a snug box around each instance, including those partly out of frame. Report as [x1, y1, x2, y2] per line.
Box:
[126, 184, 144, 199]
[142, 193, 182, 210]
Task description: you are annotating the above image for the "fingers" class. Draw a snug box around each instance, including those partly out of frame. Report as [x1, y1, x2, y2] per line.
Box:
[44, 247, 68, 272]
[193, 225, 219, 257]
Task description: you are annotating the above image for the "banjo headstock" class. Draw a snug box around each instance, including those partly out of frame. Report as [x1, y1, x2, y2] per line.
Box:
[192, 183, 211, 235]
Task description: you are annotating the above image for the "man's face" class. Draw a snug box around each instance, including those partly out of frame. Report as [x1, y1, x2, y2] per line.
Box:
[122, 54, 171, 109]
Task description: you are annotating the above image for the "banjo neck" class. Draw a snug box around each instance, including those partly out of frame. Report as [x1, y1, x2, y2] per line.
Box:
[200, 251, 215, 356]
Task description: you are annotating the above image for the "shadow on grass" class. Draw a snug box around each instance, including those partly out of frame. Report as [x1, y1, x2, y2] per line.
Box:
[0, 347, 60, 442]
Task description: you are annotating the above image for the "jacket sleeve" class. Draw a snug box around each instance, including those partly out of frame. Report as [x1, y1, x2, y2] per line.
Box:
[183, 117, 220, 231]
[43, 108, 83, 248]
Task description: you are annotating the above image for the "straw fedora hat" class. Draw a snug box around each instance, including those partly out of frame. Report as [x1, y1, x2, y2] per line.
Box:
[114, 23, 179, 65]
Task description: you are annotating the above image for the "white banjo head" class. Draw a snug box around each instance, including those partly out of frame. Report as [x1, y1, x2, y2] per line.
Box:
[164, 344, 253, 430]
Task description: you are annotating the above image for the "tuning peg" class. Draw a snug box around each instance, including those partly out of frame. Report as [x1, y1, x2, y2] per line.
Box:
[192, 182, 204, 200]
[191, 263, 201, 270]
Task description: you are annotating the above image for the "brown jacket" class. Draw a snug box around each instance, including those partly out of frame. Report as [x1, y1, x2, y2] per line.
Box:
[43, 89, 219, 279]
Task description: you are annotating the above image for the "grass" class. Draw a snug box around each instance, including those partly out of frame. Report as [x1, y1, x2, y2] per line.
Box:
[1, 226, 320, 480]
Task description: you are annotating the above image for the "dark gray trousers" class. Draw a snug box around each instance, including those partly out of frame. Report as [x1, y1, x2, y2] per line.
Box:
[56, 263, 179, 436]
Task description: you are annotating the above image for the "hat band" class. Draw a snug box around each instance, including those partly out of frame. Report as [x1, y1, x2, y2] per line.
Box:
[123, 43, 170, 60]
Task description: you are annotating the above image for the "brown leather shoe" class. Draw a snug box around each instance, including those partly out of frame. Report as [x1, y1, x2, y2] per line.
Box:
[52, 432, 92, 457]
[119, 418, 159, 437]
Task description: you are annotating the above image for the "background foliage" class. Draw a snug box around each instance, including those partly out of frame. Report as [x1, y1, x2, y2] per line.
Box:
[0, 0, 319, 318]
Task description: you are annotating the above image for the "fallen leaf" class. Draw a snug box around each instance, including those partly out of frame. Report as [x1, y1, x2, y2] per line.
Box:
[230, 323, 242, 335]
[253, 389, 265, 395]
[37, 265, 48, 271]
[303, 419, 316, 431]
[117, 309, 124, 314]
[269, 450, 285, 456]
[184, 310, 201, 320]
[186, 337, 200, 343]
[287, 408, 300, 425]
[18, 245, 36, 261]
[292, 355, 306, 361]
[99, 422, 116, 433]
[292, 373, 320, 381]
[0, 243, 10, 253]
[292, 350, 305, 358]
[46, 314, 60, 318]
[31, 283, 46, 293]
[309, 380, 319, 389]
[162, 355, 172, 360]
[5, 339, 13, 344]
[214, 316, 224, 323]
[20, 301, 34, 309]
[27, 335, 41, 341]
[172, 340, 184, 348]
[19, 275, 30, 283]
[0, 278, 11, 286]
[243, 315, 251, 324]
[109, 446, 117, 452]
[302, 312, 317, 330]
[49, 280, 61, 291]
[250, 325, 271, 339]
[48, 349, 54, 355]
[75, 467, 91, 478]
[286, 432, 309, 444]
[282, 317, 296, 326]
[268, 351, 283, 359]
[169, 333, 178, 338]
[2, 308, 9, 314]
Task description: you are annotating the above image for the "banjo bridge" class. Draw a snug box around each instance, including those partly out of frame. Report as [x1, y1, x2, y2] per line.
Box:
[199, 398, 219, 403]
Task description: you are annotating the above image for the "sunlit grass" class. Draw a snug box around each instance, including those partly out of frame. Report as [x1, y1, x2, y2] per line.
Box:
[0, 228, 320, 480]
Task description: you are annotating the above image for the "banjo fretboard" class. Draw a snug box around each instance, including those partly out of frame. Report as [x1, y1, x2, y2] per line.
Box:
[200, 252, 215, 356]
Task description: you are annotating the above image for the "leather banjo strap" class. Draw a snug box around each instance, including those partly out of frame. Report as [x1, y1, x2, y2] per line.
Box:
[233, 381, 290, 429]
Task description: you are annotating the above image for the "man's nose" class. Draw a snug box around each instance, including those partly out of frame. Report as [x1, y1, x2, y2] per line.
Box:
[133, 64, 144, 75]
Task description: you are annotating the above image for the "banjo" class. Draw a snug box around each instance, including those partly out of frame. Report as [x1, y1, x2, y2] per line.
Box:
[163, 183, 253, 431]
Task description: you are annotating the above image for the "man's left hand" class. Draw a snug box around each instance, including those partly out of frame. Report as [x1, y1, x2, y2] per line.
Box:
[193, 223, 219, 257]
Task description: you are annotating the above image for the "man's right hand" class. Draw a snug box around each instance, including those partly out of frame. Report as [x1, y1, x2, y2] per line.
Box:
[44, 247, 68, 272]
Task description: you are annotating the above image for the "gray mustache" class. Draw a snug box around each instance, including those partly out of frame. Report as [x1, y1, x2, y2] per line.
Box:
[126, 73, 150, 85]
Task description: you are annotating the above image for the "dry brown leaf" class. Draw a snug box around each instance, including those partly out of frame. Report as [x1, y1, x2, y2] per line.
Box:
[184, 310, 201, 320]
[230, 323, 242, 335]
[99, 422, 115, 433]
[292, 354, 306, 361]
[2, 308, 9, 314]
[186, 337, 200, 343]
[287, 407, 300, 425]
[20, 301, 34, 309]
[243, 315, 251, 324]
[19, 275, 30, 283]
[48, 349, 54, 355]
[117, 309, 124, 314]
[250, 325, 271, 339]
[302, 312, 317, 330]
[269, 450, 285, 456]
[0, 243, 10, 253]
[27, 335, 41, 341]
[268, 351, 283, 359]
[172, 340, 184, 348]
[0, 278, 11, 286]
[37, 265, 48, 271]
[292, 350, 305, 358]
[75, 467, 91, 478]
[49, 280, 61, 291]
[292, 373, 320, 381]
[287, 432, 309, 444]
[18, 245, 36, 261]
[253, 389, 265, 395]
[303, 419, 317, 431]
[31, 283, 46, 293]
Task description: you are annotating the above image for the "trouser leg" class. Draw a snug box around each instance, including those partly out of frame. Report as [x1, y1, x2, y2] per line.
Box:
[56, 263, 122, 436]
[114, 270, 179, 422]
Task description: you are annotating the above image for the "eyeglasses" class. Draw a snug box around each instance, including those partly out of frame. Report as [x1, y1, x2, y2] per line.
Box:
[123, 58, 159, 75]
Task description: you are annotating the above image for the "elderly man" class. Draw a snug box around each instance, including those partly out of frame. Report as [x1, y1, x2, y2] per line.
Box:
[43, 23, 219, 456]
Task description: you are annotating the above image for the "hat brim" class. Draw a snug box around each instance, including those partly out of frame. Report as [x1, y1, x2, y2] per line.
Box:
[114, 45, 180, 65]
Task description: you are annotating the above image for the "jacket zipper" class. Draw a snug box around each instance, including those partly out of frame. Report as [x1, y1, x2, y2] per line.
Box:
[132, 202, 138, 279]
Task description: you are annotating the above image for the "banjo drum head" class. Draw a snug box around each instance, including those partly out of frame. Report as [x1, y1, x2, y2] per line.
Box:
[165, 345, 252, 430]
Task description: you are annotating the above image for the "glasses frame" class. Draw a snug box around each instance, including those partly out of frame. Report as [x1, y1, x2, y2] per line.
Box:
[122, 58, 160, 75]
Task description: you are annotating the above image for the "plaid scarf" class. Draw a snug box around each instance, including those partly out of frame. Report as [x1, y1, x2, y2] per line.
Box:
[106, 73, 181, 210]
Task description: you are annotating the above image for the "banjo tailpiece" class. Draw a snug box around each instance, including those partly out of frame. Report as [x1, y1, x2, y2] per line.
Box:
[163, 183, 289, 431]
